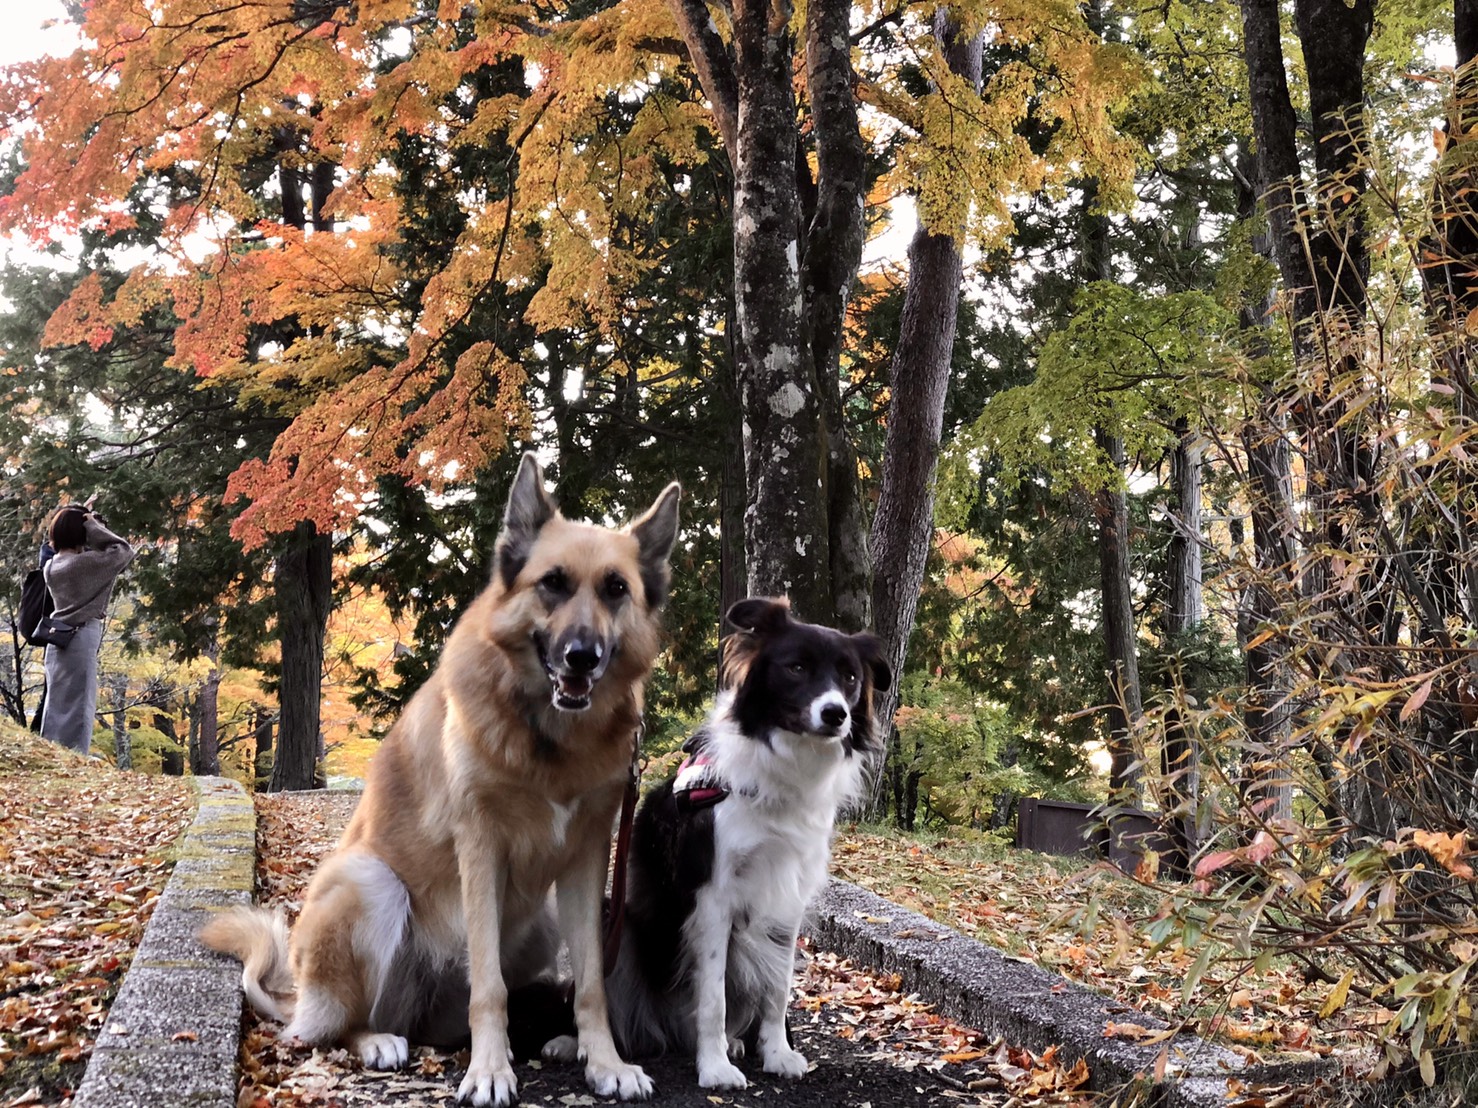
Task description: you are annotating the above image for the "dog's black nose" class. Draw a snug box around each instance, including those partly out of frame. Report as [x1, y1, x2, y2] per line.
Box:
[821, 705, 848, 729]
[564, 643, 601, 673]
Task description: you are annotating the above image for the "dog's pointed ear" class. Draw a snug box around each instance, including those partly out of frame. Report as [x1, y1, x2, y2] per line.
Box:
[630, 482, 681, 608]
[726, 597, 791, 637]
[852, 631, 892, 692]
[496, 453, 558, 587]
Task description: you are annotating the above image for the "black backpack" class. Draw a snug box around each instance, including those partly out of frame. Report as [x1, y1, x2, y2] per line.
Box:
[19, 567, 54, 646]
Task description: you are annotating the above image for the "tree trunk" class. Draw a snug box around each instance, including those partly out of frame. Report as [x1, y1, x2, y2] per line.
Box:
[869, 10, 983, 761]
[1161, 418, 1203, 866]
[1427, 0, 1478, 409]
[1410, 2, 1478, 789]
[270, 520, 332, 791]
[1292, 0, 1372, 322]
[1288, 0, 1393, 842]
[1076, 134, 1141, 799]
[668, 0, 878, 626]
[187, 695, 201, 775]
[267, 130, 337, 791]
[6, 623, 26, 726]
[1235, 162, 1297, 826]
[1236, 0, 1318, 326]
[888, 726, 904, 822]
[156, 710, 184, 775]
[1095, 431, 1143, 798]
[729, 0, 829, 617]
[111, 675, 131, 771]
[253, 707, 275, 791]
[804, 0, 872, 631]
[1241, 410, 1297, 825]
[1291, 0, 1380, 642]
[195, 631, 222, 776]
[720, 327, 749, 624]
[1165, 425, 1205, 635]
[1239, 0, 1390, 836]
[902, 763, 922, 831]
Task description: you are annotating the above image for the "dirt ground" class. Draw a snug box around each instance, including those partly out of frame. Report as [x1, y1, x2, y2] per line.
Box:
[239, 790, 1098, 1107]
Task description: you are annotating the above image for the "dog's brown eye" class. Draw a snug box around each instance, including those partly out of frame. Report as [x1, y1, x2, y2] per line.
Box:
[787, 662, 807, 675]
[841, 669, 858, 685]
[604, 573, 629, 600]
[539, 569, 569, 593]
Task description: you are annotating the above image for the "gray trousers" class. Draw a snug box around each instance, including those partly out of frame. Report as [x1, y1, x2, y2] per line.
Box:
[41, 618, 105, 755]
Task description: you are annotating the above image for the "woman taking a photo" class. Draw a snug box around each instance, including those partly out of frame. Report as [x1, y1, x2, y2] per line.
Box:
[40, 501, 135, 754]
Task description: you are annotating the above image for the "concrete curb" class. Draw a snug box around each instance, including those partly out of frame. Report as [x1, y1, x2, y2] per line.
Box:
[810, 880, 1335, 1108]
[71, 780, 1339, 1108]
[74, 777, 250, 1108]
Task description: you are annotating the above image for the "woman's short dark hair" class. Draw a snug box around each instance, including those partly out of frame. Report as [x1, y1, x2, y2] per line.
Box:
[49, 506, 88, 551]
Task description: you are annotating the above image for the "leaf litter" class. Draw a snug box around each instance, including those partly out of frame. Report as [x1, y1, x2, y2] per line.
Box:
[245, 791, 1100, 1106]
[829, 829, 1389, 1069]
[0, 727, 193, 1106]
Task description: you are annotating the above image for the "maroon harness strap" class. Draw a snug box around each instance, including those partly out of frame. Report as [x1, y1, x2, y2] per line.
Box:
[603, 744, 641, 976]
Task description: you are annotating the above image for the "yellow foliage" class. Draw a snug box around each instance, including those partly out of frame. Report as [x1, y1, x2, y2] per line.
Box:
[4, 0, 1141, 547]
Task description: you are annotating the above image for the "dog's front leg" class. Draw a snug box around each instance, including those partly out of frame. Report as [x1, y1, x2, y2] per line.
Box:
[688, 892, 746, 1089]
[755, 922, 807, 1079]
[556, 831, 653, 1100]
[455, 834, 517, 1107]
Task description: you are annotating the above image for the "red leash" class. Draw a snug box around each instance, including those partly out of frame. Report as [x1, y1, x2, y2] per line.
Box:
[603, 733, 641, 976]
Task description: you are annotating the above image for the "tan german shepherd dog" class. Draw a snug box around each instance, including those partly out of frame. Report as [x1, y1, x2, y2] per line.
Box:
[202, 454, 679, 1107]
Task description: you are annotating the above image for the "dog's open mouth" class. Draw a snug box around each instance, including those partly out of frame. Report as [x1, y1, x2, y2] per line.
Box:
[535, 638, 597, 711]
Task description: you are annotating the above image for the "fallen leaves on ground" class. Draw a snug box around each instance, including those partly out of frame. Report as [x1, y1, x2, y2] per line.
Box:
[244, 790, 1101, 1106]
[831, 829, 1387, 1065]
[797, 948, 1092, 1102]
[0, 726, 193, 1105]
[253, 790, 356, 925]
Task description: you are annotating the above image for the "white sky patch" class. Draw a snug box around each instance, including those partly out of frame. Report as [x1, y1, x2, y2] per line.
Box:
[863, 195, 916, 271]
[0, 1, 74, 67]
[0, 5, 81, 299]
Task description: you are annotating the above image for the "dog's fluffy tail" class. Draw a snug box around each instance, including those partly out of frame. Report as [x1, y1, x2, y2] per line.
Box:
[199, 907, 295, 1023]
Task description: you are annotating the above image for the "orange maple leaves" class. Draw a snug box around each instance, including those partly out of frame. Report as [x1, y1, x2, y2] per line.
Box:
[1406, 828, 1475, 881]
[1193, 826, 1476, 886]
[2, 0, 696, 546]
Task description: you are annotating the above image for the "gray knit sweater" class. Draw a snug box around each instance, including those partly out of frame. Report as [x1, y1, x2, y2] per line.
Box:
[44, 516, 135, 623]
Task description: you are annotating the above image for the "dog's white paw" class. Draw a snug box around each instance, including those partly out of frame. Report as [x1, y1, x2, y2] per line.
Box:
[586, 1059, 654, 1101]
[727, 1035, 746, 1059]
[541, 1034, 579, 1064]
[456, 1063, 518, 1107]
[357, 1032, 408, 1070]
[761, 1045, 809, 1079]
[697, 1057, 748, 1090]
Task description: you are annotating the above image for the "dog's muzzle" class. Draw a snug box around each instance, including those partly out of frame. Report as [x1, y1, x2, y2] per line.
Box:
[808, 693, 851, 738]
[535, 633, 611, 711]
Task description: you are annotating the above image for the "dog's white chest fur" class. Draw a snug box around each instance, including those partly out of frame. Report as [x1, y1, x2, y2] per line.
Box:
[713, 797, 830, 930]
[698, 716, 865, 969]
[548, 798, 578, 849]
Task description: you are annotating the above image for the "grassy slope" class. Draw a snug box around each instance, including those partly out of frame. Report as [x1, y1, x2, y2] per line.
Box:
[832, 825, 1390, 1067]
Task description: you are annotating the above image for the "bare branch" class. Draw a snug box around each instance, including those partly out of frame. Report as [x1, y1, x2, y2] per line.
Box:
[666, 0, 739, 153]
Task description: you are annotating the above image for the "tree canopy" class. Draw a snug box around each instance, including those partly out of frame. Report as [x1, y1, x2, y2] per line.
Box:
[3, 0, 1478, 1091]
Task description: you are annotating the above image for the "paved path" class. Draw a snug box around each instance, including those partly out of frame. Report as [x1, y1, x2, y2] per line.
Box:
[75, 781, 1339, 1108]
[250, 791, 1008, 1106]
[291, 1019, 999, 1107]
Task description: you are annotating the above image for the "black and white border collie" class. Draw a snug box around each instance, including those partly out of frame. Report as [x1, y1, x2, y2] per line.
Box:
[597, 597, 891, 1088]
